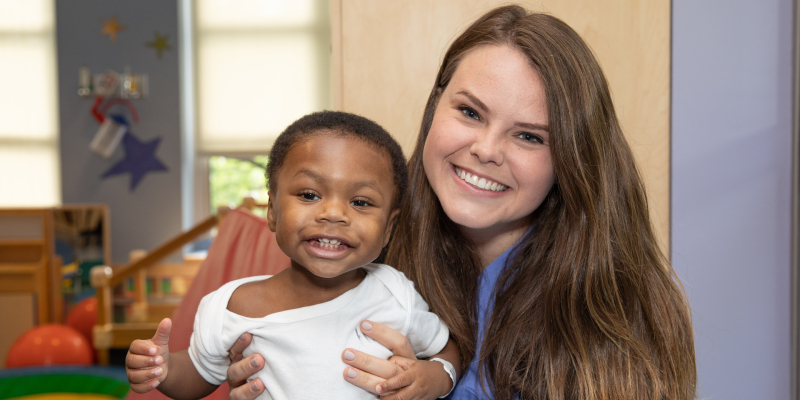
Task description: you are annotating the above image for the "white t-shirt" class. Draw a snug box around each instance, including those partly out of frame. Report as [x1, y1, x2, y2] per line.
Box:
[188, 263, 450, 399]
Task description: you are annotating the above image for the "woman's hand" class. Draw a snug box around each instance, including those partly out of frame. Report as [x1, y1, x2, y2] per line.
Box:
[226, 332, 267, 400]
[341, 321, 456, 399]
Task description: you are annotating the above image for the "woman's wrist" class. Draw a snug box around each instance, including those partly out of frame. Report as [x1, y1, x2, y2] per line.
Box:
[429, 357, 456, 398]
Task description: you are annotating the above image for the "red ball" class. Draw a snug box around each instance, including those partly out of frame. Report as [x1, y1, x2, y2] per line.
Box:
[66, 297, 97, 344]
[5, 324, 93, 367]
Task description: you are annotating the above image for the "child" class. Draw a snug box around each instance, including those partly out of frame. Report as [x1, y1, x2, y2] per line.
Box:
[125, 111, 456, 399]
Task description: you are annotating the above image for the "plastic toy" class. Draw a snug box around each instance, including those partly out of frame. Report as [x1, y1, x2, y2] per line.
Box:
[66, 297, 97, 344]
[6, 324, 93, 367]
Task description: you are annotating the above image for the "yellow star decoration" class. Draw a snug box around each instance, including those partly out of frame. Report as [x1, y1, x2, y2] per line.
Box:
[146, 32, 172, 59]
[101, 16, 126, 43]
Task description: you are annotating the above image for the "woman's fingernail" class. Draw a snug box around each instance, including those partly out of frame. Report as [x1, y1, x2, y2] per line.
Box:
[250, 357, 259, 368]
[376, 384, 383, 393]
[152, 367, 162, 377]
[148, 347, 156, 355]
[251, 381, 260, 392]
[361, 321, 373, 330]
[153, 356, 163, 365]
[347, 368, 357, 379]
[343, 350, 355, 361]
[239, 334, 246, 341]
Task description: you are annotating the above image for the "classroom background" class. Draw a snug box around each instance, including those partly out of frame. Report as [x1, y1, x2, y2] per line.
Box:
[0, 1, 796, 399]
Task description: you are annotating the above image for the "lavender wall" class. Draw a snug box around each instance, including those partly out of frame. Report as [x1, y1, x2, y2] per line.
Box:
[56, 0, 183, 264]
[672, 0, 794, 398]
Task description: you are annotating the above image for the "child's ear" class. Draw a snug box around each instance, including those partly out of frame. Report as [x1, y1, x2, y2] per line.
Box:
[382, 209, 401, 247]
[266, 192, 277, 232]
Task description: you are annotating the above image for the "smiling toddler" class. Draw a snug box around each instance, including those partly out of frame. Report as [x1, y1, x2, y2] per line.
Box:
[125, 111, 452, 399]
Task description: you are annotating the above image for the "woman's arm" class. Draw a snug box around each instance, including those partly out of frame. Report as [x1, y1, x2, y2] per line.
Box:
[342, 320, 461, 399]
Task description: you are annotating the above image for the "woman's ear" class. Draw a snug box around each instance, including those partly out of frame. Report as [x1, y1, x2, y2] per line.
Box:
[266, 193, 277, 232]
[382, 209, 401, 247]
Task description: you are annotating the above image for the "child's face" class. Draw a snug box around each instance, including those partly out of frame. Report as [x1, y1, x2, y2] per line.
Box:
[267, 131, 399, 279]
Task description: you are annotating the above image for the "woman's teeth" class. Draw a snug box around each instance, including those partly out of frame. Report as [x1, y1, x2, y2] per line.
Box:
[317, 238, 342, 248]
[455, 167, 507, 192]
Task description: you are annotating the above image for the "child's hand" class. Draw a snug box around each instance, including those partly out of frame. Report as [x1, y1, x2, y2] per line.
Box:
[342, 321, 457, 399]
[126, 318, 173, 393]
[345, 352, 453, 399]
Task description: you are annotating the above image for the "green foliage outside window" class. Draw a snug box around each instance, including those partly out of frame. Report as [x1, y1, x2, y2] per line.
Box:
[209, 156, 270, 214]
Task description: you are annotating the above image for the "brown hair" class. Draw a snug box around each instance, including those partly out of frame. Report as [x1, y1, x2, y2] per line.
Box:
[386, 5, 696, 400]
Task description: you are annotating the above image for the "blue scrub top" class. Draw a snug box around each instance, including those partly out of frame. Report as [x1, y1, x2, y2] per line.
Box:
[447, 242, 519, 400]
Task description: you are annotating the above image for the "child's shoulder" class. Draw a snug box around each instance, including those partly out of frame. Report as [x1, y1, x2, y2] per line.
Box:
[363, 263, 418, 305]
[363, 263, 410, 282]
[226, 275, 285, 318]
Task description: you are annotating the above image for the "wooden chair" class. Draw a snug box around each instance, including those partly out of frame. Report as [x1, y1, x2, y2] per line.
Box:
[91, 199, 291, 366]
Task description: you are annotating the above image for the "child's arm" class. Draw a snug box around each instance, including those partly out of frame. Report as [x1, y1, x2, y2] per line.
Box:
[342, 320, 461, 398]
[126, 318, 218, 400]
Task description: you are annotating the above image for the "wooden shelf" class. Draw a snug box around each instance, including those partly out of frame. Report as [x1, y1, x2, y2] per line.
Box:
[0, 238, 45, 246]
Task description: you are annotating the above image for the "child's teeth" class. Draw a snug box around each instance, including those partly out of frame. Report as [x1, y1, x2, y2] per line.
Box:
[317, 238, 341, 248]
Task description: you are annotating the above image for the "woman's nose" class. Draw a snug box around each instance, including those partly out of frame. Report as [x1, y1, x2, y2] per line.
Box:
[469, 129, 504, 165]
[317, 199, 350, 224]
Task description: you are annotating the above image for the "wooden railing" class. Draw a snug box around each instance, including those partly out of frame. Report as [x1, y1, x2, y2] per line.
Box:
[90, 208, 231, 365]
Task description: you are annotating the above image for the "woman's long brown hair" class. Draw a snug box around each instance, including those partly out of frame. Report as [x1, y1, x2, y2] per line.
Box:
[386, 5, 696, 400]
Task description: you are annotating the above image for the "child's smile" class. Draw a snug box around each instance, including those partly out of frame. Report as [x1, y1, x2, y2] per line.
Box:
[267, 131, 399, 282]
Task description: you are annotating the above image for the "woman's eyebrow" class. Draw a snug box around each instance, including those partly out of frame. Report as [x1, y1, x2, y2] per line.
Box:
[456, 90, 490, 114]
[516, 121, 549, 132]
[457, 90, 549, 132]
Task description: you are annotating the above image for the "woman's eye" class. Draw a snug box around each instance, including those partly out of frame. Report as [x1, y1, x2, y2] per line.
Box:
[299, 192, 320, 201]
[351, 200, 370, 207]
[517, 132, 544, 144]
[459, 106, 480, 120]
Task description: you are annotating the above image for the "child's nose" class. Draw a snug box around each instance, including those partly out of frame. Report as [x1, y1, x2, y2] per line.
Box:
[317, 199, 350, 224]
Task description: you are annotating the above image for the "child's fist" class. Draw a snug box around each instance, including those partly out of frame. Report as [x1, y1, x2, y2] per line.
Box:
[126, 318, 172, 393]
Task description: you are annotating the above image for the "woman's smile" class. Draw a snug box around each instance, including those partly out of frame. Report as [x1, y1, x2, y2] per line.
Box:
[452, 164, 508, 193]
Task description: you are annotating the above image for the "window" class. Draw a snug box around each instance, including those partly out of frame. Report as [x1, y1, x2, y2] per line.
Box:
[0, 0, 60, 207]
[192, 0, 331, 212]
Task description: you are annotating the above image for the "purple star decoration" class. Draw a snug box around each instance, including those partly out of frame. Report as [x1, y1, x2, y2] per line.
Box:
[101, 131, 168, 191]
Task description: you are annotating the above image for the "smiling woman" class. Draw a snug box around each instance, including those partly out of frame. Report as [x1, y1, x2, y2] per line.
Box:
[423, 45, 555, 265]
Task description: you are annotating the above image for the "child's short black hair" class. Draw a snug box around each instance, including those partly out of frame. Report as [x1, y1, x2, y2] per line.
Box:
[266, 111, 408, 209]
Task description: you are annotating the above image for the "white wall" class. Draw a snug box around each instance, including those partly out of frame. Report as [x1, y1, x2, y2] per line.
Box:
[672, 0, 794, 398]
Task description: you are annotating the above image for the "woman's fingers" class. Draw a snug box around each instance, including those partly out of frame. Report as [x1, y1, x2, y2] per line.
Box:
[359, 320, 416, 359]
[343, 366, 391, 395]
[226, 354, 264, 387]
[341, 348, 404, 380]
[228, 332, 253, 363]
[228, 378, 265, 400]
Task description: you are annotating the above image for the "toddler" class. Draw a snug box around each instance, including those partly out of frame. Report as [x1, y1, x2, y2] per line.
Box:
[125, 111, 455, 399]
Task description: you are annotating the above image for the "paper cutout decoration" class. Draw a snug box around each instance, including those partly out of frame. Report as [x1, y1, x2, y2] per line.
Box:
[101, 132, 168, 191]
[146, 32, 172, 59]
[90, 114, 128, 158]
[101, 17, 126, 43]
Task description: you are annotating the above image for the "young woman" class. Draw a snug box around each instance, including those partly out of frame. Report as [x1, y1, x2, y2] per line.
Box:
[228, 5, 697, 400]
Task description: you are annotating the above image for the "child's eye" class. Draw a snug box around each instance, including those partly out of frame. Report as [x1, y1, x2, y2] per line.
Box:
[351, 199, 371, 207]
[517, 132, 544, 144]
[458, 106, 480, 121]
[299, 192, 320, 201]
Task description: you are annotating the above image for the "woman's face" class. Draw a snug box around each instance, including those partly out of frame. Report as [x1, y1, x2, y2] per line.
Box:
[423, 44, 555, 240]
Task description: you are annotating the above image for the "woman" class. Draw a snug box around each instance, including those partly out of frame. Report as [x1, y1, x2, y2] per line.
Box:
[229, 5, 696, 399]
